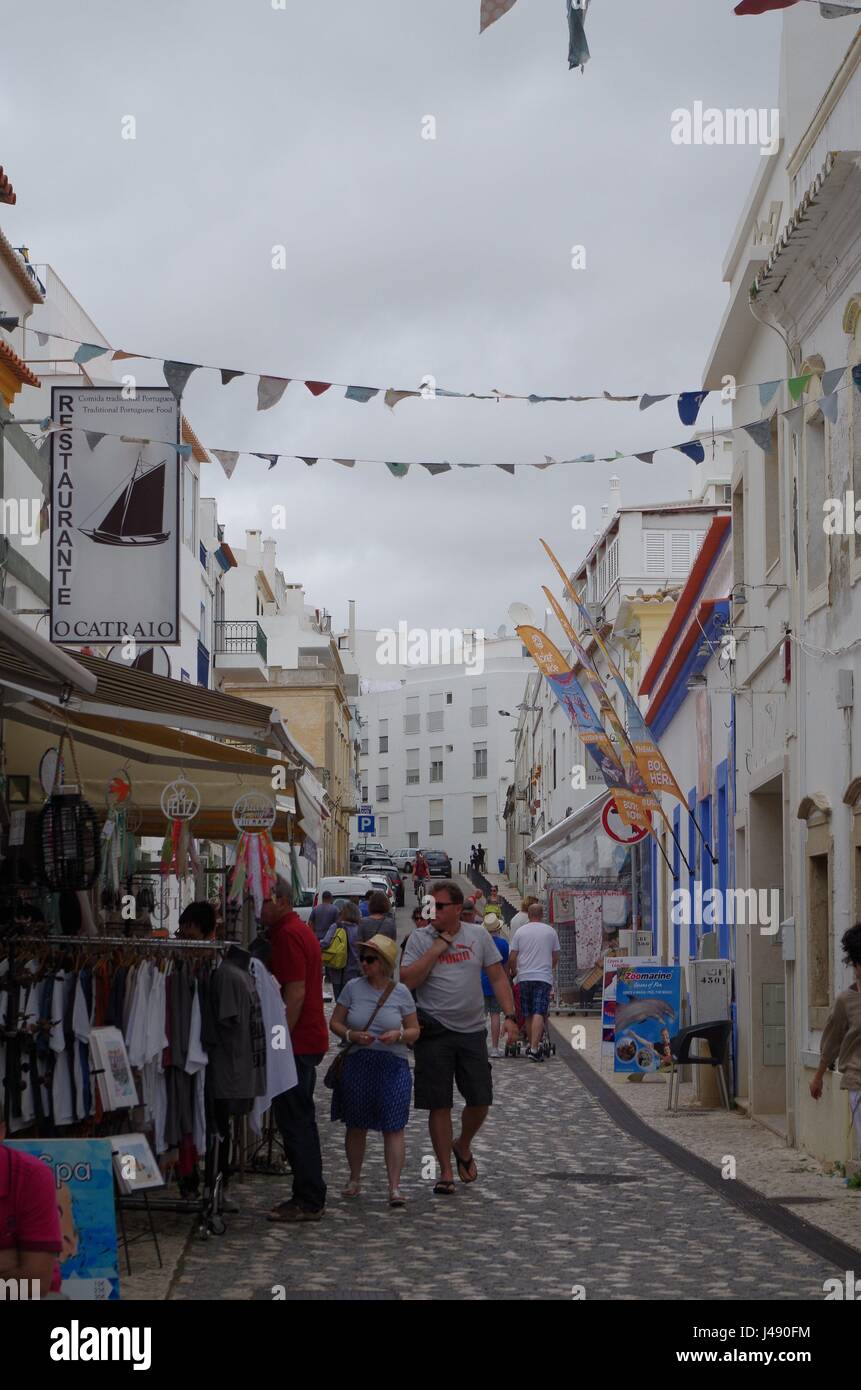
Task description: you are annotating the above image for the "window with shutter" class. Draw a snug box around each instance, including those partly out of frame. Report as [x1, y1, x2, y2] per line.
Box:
[670, 531, 692, 576]
[643, 531, 666, 575]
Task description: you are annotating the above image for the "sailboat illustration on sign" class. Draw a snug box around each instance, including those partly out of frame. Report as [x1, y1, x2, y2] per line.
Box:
[80, 453, 170, 547]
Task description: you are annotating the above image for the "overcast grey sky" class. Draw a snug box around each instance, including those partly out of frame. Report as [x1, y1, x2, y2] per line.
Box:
[2, 0, 781, 634]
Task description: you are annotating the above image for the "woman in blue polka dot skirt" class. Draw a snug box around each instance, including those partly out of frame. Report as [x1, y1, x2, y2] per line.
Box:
[329, 934, 419, 1207]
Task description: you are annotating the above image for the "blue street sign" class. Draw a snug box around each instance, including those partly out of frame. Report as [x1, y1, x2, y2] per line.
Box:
[357, 814, 375, 835]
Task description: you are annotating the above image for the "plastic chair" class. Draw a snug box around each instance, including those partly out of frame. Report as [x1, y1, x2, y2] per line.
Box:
[666, 1019, 732, 1112]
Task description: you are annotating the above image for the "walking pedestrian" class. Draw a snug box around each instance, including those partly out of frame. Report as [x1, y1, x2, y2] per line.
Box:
[322, 901, 363, 998]
[509, 897, 537, 934]
[400, 904, 424, 957]
[810, 923, 861, 1147]
[262, 876, 329, 1223]
[413, 850, 430, 899]
[508, 903, 560, 1063]
[359, 890, 397, 943]
[482, 916, 511, 1057]
[400, 881, 518, 1195]
[482, 885, 504, 923]
[328, 935, 420, 1207]
[476, 844, 486, 871]
[469, 844, 477, 872]
[309, 890, 339, 942]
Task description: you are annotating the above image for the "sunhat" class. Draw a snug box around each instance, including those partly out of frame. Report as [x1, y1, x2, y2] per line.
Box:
[360, 933, 399, 971]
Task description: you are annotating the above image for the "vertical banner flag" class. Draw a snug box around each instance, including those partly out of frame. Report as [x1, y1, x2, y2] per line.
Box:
[540, 539, 689, 808]
[541, 586, 666, 821]
[50, 388, 180, 646]
[516, 624, 651, 829]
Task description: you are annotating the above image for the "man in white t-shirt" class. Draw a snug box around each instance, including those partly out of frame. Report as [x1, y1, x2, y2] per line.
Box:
[509, 903, 560, 1063]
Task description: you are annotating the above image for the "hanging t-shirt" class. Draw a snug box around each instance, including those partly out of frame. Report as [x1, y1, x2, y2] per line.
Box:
[249, 958, 297, 1135]
[49, 972, 74, 1127]
[205, 960, 256, 1102]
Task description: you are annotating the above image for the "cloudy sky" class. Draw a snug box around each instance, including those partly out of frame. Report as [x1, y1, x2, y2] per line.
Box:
[3, 0, 783, 635]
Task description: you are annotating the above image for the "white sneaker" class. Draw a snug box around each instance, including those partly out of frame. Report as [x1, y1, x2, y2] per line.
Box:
[490, 1046, 502, 1058]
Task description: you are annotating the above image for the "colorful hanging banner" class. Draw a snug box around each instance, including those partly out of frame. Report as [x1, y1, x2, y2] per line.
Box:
[516, 623, 651, 828]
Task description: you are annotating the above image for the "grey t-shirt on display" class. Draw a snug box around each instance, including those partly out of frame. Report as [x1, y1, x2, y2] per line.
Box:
[337, 978, 416, 1060]
[402, 924, 502, 1033]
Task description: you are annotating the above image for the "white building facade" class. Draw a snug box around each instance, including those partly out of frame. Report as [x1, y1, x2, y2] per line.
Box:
[348, 628, 530, 870]
[703, 6, 861, 1161]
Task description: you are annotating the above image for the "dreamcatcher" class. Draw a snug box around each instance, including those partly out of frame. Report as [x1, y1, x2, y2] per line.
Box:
[37, 728, 101, 891]
[159, 778, 202, 881]
[99, 769, 139, 905]
[229, 792, 277, 917]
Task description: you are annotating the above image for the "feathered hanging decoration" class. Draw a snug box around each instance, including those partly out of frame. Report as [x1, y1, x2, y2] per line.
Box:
[228, 793, 278, 917]
[159, 779, 201, 881]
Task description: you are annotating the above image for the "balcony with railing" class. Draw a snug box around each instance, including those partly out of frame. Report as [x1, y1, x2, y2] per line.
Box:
[213, 619, 268, 682]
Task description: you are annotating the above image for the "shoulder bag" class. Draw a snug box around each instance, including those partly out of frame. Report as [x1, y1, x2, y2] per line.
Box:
[323, 980, 396, 1090]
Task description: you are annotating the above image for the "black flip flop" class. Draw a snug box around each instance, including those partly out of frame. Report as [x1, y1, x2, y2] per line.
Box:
[432, 1180, 456, 1195]
[452, 1142, 478, 1184]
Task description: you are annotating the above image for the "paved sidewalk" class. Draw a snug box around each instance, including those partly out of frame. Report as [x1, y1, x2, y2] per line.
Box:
[548, 1013, 861, 1255]
[167, 1035, 849, 1301]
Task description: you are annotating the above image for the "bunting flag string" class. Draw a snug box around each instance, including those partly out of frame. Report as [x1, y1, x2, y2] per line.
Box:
[22, 370, 861, 478]
[734, 1, 861, 16]
[12, 323, 860, 415]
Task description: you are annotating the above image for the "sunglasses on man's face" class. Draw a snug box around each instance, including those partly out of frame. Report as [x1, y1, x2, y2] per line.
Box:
[433, 900, 456, 908]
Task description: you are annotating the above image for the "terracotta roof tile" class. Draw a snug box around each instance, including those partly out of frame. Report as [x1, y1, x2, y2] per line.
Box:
[0, 337, 41, 388]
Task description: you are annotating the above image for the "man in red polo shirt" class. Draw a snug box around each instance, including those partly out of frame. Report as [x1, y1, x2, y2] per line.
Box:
[262, 876, 329, 1223]
[0, 1117, 63, 1298]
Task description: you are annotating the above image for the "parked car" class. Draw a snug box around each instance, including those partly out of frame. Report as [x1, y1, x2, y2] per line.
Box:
[362, 862, 404, 906]
[295, 888, 315, 924]
[422, 850, 453, 879]
[390, 848, 415, 874]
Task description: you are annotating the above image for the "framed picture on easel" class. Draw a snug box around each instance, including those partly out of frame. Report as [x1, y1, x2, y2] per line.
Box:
[90, 1027, 139, 1111]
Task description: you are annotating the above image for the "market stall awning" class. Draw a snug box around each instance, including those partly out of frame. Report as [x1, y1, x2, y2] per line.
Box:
[0, 605, 98, 702]
[527, 793, 607, 865]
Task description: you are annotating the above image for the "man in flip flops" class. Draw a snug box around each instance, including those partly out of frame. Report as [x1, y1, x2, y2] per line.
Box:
[401, 880, 517, 1194]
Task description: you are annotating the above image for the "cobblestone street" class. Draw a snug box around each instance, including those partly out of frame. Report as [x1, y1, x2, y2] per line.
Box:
[169, 1033, 853, 1302]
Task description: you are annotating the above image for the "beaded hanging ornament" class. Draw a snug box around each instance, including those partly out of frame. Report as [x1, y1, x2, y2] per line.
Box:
[159, 778, 201, 881]
[229, 792, 277, 917]
[37, 729, 101, 891]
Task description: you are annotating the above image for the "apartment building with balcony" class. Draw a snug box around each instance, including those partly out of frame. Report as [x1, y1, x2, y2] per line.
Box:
[506, 471, 731, 901]
[219, 531, 356, 875]
[343, 624, 530, 868]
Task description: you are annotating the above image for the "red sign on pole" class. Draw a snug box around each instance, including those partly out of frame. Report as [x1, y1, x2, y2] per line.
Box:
[601, 796, 650, 845]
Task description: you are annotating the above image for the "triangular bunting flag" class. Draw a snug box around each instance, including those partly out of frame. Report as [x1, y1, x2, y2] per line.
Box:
[480, 0, 518, 33]
[676, 440, 705, 464]
[177, 444, 193, 460]
[785, 404, 803, 432]
[304, 380, 331, 397]
[36, 331, 50, 348]
[819, 2, 858, 15]
[852, 364, 861, 394]
[334, 458, 355, 468]
[39, 495, 50, 539]
[567, 0, 590, 70]
[527, 394, 569, 404]
[384, 389, 420, 410]
[220, 369, 243, 386]
[635, 452, 656, 465]
[787, 372, 812, 402]
[112, 349, 138, 361]
[734, 1, 800, 14]
[677, 390, 709, 426]
[85, 431, 106, 451]
[820, 392, 839, 424]
[639, 394, 669, 410]
[536, 456, 557, 470]
[496, 464, 516, 475]
[420, 462, 452, 476]
[603, 391, 638, 402]
[252, 453, 280, 470]
[742, 420, 773, 453]
[822, 366, 845, 396]
[573, 454, 595, 463]
[758, 380, 781, 409]
[299, 457, 318, 467]
[457, 463, 480, 468]
[257, 376, 290, 411]
[345, 385, 379, 403]
[73, 342, 108, 365]
[38, 436, 52, 463]
[163, 360, 199, 400]
[212, 449, 239, 479]
[386, 462, 410, 478]
[0, 315, 20, 331]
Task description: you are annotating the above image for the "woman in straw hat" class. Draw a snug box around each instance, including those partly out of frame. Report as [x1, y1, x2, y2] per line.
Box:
[329, 933, 419, 1207]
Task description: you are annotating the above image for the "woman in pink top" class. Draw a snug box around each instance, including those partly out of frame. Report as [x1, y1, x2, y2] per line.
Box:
[0, 1117, 63, 1296]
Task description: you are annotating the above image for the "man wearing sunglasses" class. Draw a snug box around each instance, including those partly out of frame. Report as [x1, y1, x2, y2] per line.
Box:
[400, 881, 517, 1194]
